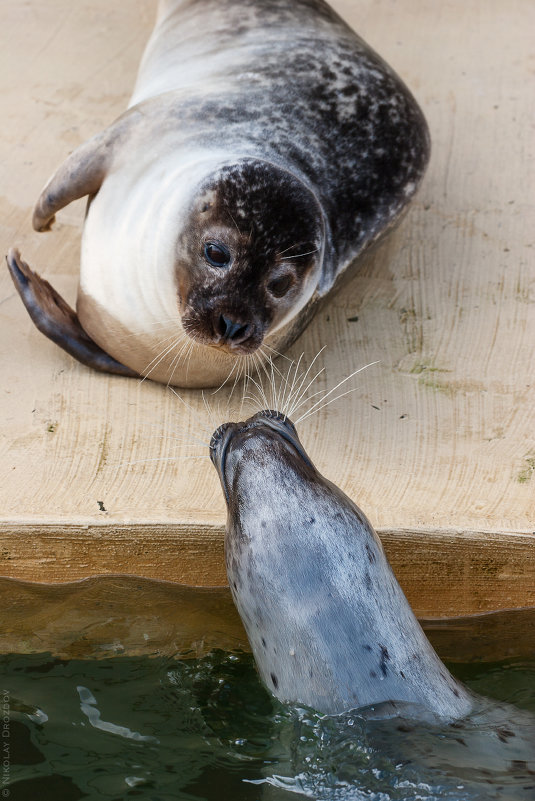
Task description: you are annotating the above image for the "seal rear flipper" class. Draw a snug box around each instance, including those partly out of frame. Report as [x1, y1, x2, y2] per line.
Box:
[6, 248, 139, 378]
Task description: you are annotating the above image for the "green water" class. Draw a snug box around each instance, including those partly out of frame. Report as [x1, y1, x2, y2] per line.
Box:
[2, 650, 534, 801]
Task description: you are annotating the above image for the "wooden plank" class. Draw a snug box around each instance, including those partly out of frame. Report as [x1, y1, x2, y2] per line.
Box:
[1, 0, 534, 616]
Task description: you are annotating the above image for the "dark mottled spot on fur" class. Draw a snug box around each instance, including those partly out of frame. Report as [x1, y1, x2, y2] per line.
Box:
[497, 727, 515, 743]
[455, 737, 468, 747]
[379, 645, 390, 677]
[363, 644, 372, 652]
[399, 670, 405, 679]
[365, 543, 376, 564]
[261, 637, 266, 648]
[453, 688, 460, 697]
[364, 571, 372, 590]
[270, 673, 279, 689]
[397, 723, 413, 733]
[370, 670, 377, 678]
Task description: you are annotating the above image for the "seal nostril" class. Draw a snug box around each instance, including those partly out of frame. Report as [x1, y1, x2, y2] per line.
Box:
[253, 409, 287, 423]
[217, 315, 228, 338]
[218, 315, 251, 343]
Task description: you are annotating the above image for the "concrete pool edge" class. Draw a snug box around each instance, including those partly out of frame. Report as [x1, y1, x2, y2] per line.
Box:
[0, 522, 533, 617]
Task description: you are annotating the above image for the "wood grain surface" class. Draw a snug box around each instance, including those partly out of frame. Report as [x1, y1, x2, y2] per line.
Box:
[1, 1, 534, 618]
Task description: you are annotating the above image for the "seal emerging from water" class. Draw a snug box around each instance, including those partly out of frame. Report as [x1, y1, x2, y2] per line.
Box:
[8, 0, 429, 387]
[210, 408, 535, 786]
[210, 409, 471, 720]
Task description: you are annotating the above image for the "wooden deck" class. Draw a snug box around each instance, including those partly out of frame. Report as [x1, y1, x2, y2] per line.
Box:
[1, 0, 534, 619]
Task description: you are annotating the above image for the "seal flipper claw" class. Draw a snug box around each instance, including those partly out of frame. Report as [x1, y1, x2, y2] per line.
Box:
[6, 248, 139, 378]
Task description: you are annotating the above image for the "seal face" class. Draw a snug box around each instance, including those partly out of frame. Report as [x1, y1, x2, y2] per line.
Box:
[210, 410, 472, 720]
[176, 161, 324, 355]
[8, 0, 430, 386]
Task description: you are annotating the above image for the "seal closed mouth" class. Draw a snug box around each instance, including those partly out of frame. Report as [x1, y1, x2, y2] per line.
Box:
[209, 409, 314, 501]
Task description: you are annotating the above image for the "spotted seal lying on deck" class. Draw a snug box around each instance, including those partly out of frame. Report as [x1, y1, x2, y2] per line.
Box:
[7, 0, 429, 387]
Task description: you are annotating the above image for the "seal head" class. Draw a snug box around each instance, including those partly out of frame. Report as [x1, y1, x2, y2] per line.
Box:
[210, 410, 472, 720]
[176, 161, 324, 355]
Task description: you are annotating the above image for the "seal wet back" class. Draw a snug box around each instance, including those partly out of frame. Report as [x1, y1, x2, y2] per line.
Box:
[8, 0, 429, 387]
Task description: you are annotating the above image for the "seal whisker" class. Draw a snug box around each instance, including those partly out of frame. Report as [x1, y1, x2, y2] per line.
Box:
[255, 351, 278, 409]
[184, 340, 196, 384]
[283, 347, 328, 417]
[140, 333, 184, 382]
[167, 335, 198, 385]
[286, 355, 320, 417]
[134, 420, 211, 447]
[200, 389, 218, 431]
[167, 386, 213, 437]
[294, 361, 380, 424]
[280, 353, 305, 416]
[279, 248, 318, 261]
[240, 355, 253, 413]
[112, 453, 207, 468]
[243, 356, 264, 412]
[139, 341, 178, 382]
[262, 343, 294, 363]
[285, 367, 327, 419]
[267, 356, 279, 410]
[209, 357, 239, 396]
[166, 336, 191, 387]
[255, 349, 277, 408]
[249, 354, 270, 410]
[225, 206, 241, 235]
[258, 348, 286, 409]
[228, 356, 247, 402]
[276, 241, 314, 257]
[294, 386, 364, 424]
[248, 353, 266, 409]
[241, 394, 263, 410]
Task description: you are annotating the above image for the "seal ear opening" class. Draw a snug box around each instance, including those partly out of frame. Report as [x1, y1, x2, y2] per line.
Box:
[32, 110, 137, 232]
[6, 248, 139, 378]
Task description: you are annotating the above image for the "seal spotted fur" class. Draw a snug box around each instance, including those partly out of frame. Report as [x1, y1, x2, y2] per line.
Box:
[210, 410, 471, 720]
[8, 0, 429, 387]
[209, 409, 535, 788]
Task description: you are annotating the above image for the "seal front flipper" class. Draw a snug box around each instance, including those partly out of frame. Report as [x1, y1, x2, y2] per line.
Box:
[6, 248, 139, 377]
[32, 109, 139, 232]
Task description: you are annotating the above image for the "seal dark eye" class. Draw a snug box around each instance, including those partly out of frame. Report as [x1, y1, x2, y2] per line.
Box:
[268, 275, 294, 298]
[204, 241, 231, 267]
